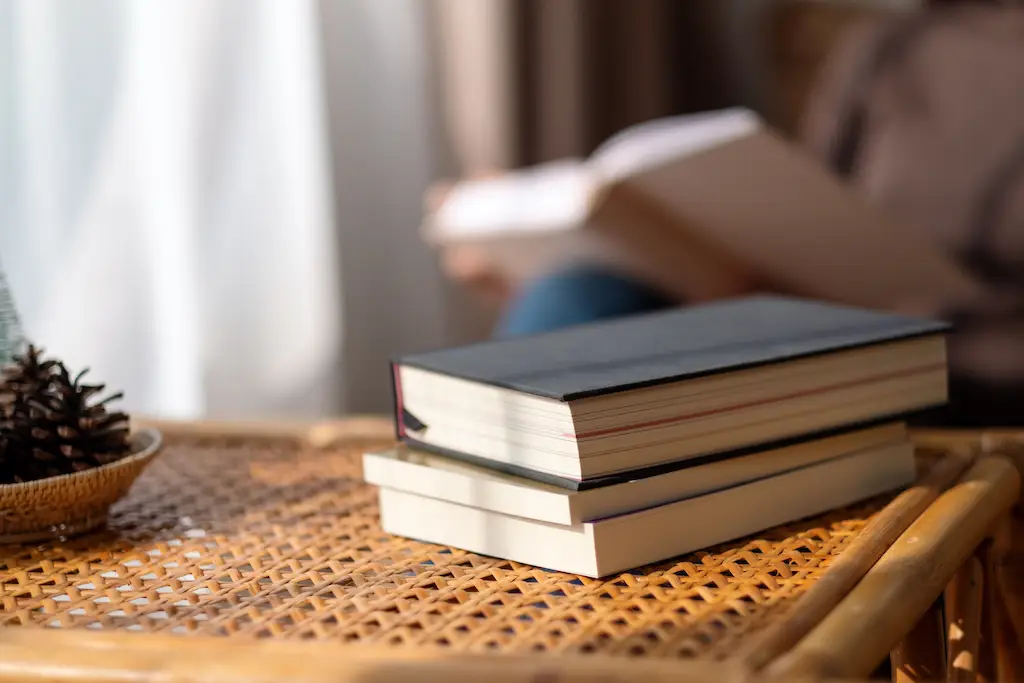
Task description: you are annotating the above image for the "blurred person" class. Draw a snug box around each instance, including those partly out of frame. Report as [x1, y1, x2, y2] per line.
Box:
[430, 1, 1024, 427]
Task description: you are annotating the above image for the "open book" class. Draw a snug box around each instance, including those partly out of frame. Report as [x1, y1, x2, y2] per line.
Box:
[424, 108, 983, 313]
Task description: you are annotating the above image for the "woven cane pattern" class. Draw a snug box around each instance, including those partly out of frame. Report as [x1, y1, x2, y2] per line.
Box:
[0, 431, 892, 658]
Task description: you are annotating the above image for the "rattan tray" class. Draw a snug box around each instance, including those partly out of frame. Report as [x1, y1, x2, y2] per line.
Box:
[1, 418, 1019, 683]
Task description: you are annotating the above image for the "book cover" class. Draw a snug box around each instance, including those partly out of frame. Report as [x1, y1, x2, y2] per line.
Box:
[394, 295, 948, 402]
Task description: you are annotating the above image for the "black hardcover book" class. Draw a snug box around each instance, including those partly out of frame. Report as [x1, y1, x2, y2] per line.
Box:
[391, 295, 949, 488]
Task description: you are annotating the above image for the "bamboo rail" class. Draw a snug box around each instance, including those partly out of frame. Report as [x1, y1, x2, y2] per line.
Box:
[766, 455, 1021, 679]
[736, 451, 973, 672]
[130, 414, 395, 447]
[0, 629, 750, 683]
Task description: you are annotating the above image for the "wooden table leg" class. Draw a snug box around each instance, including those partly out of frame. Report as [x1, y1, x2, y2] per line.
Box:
[977, 435, 1024, 683]
[945, 554, 985, 682]
[891, 598, 946, 683]
[983, 515, 1024, 683]
[894, 535, 1007, 683]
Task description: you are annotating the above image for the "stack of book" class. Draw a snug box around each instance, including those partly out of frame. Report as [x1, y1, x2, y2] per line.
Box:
[365, 295, 949, 577]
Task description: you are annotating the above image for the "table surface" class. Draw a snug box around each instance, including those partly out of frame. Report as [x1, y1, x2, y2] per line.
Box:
[0, 419, 1018, 682]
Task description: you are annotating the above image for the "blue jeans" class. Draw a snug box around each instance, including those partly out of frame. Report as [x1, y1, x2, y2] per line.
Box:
[495, 264, 674, 338]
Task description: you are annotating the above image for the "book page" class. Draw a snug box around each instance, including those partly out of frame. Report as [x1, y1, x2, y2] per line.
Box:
[590, 107, 761, 183]
[614, 129, 984, 312]
[424, 159, 596, 242]
[427, 109, 760, 243]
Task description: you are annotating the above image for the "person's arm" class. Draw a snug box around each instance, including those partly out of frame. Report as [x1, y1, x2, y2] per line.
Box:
[425, 176, 517, 306]
[426, 174, 764, 307]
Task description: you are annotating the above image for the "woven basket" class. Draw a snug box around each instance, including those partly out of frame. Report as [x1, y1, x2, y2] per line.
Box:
[0, 428, 162, 543]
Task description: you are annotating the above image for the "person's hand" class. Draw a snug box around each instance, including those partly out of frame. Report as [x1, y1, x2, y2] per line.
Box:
[425, 175, 516, 305]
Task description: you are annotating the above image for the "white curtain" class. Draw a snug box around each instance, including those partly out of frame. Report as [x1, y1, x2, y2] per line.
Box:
[0, 0, 340, 420]
[318, 0, 458, 414]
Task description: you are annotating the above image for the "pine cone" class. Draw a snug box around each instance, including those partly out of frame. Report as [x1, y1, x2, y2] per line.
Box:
[1, 344, 58, 397]
[0, 347, 130, 484]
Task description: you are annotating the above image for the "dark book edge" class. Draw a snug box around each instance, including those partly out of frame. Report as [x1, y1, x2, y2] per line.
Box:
[397, 436, 586, 490]
[395, 328, 948, 402]
[390, 362, 404, 441]
[389, 366, 401, 440]
[393, 361, 433, 439]
[396, 408, 935, 492]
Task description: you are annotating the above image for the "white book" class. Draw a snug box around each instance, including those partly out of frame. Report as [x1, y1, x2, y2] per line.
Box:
[424, 107, 983, 313]
[364, 422, 906, 525]
[377, 440, 916, 578]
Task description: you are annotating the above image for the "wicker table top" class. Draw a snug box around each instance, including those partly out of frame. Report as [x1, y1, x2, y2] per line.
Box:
[1, 418, 1019, 683]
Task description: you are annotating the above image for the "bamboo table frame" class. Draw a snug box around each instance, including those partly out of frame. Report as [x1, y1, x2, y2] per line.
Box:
[1, 417, 1019, 683]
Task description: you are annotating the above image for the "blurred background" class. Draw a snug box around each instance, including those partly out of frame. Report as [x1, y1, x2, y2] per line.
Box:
[0, 0, 924, 420]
